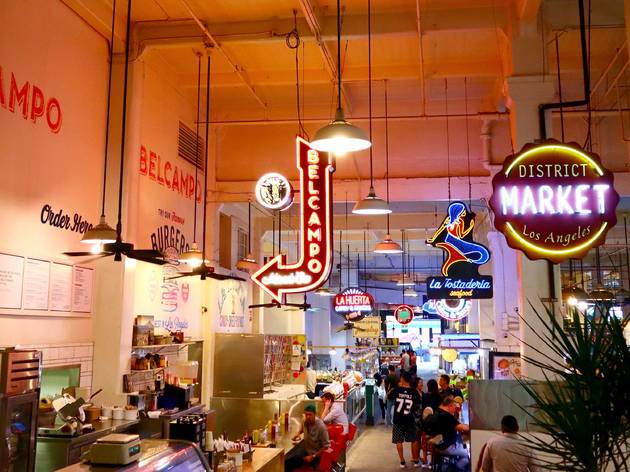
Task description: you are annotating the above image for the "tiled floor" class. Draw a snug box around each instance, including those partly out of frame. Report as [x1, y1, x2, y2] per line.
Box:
[347, 423, 429, 471]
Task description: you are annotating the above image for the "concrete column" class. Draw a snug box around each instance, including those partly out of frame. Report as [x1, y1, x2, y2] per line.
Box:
[504, 76, 562, 379]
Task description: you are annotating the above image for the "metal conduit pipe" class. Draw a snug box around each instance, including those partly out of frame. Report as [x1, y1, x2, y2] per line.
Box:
[480, 119, 493, 171]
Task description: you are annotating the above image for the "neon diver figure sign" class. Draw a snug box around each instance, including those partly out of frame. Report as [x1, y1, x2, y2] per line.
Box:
[251, 137, 334, 303]
[489, 140, 619, 263]
[426, 201, 492, 300]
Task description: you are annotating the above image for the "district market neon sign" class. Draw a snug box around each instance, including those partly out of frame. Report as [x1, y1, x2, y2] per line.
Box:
[252, 137, 334, 303]
[490, 140, 619, 263]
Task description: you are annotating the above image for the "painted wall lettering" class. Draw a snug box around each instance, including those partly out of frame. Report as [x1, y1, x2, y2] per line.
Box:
[139, 145, 202, 203]
[39, 204, 93, 234]
[0, 65, 62, 133]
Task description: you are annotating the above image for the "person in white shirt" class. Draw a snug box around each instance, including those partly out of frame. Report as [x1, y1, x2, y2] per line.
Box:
[320, 392, 349, 434]
[401, 350, 411, 372]
[480, 415, 540, 472]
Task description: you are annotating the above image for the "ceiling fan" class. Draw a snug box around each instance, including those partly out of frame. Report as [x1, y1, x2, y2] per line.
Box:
[64, 0, 165, 266]
[249, 294, 312, 311]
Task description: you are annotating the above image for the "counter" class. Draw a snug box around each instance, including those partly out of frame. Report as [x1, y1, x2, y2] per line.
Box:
[36, 419, 139, 472]
[137, 403, 208, 439]
[243, 448, 284, 472]
[263, 383, 306, 400]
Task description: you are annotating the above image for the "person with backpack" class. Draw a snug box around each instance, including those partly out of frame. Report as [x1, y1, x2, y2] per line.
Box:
[384, 365, 399, 426]
[392, 371, 422, 468]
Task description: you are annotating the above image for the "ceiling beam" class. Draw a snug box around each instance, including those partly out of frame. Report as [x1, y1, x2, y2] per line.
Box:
[415, 0, 427, 115]
[517, 0, 543, 21]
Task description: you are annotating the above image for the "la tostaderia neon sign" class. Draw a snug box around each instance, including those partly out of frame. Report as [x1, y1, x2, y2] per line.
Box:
[252, 137, 334, 303]
[490, 140, 619, 263]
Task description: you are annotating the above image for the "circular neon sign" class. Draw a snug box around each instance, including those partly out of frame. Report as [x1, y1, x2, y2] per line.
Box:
[489, 140, 619, 263]
[394, 305, 414, 325]
[435, 299, 471, 321]
[255, 172, 294, 210]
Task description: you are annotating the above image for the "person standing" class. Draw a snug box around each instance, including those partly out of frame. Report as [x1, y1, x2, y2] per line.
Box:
[385, 365, 399, 426]
[287, 404, 331, 471]
[374, 372, 387, 423]
[423, 379, 442, 412]
[439, 374, 463, 399]
[410, 350, 418, 376]
[480, 416, 540, 472]
[392, 371, 422, 468]
[401, 350, 411, 373]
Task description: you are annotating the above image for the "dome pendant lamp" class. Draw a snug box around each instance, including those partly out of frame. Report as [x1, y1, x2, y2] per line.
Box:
[81, 0, 118, 246]
[311, 0, 370, 154]
[353, 0, 390, 215]
[179, 53, 205, 268]
[374, 81, 402, 253]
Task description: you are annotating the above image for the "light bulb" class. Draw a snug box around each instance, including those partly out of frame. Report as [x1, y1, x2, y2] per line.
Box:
[90, 243, 103, 255]
[567, 296, 578, 306]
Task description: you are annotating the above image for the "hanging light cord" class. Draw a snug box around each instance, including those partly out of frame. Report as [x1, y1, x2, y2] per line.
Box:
[625, 217, 630, 291]
[202, 53, 211, 261]
[445, 78, 451, 201]
[247, 201, 252, 254]
[401, 229, 406, 304]
[336, 0, 342, 110]
[193, 53, 201, 244]
[555, 33, 565, 143]
[115, 0, 133, 238]
[385, 80, 391, 232]
[287, 11, 307, 138]
[367, 0, 374, 187]
[464, 77, 472, 206]
[100, 0, 117, 218]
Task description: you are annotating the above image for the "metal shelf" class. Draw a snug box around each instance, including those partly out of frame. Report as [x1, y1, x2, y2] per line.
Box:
[131, 340, 201, 352]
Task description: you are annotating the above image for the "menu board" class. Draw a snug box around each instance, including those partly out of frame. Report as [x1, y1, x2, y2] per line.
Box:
[50, 263, 73, 312]
[22, 258, 51, 310]
[72, 266, 94, 313]
[0, 253, 24, 309]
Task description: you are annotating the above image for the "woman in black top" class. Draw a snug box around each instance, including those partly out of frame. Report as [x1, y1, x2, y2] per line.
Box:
[423, 379, 442, 412]
[374, 373, 386, 422]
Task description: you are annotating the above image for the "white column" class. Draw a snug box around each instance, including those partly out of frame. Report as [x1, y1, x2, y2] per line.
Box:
[505, 76, 563, 379]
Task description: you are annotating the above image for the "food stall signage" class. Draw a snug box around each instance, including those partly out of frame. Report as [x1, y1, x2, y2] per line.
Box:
[378, 338, 399, 347]
[489, 141, 619, 263]
[426, 201, 492, 299]
[255, 172, 294, 210]
[333, 287, 374, 321]
[252, 137, 334, 303]
[434, 299, 472, 321]
[394, 305, 414, 325]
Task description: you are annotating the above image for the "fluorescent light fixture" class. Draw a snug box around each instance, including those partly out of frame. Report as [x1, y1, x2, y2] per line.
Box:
[81, 216, 117, 244]
[311, 108, 371, 154]
[352, 186, 391, 215]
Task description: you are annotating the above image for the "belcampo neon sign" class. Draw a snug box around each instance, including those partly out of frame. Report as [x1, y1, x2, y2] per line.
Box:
[252, 137, 334, 303]
[490, 140, 619, 263]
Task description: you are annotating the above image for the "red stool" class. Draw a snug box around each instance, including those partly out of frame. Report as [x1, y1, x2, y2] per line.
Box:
[347, 423, 357, 441]
[326, 424, 344, 442]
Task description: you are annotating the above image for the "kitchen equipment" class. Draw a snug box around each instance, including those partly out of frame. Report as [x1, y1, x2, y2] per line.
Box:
[123, 408, 137, 420]
[158, 383, 193, 410]
[89, 433, 141, 465]
[112, 407, 124, 420]
[0, 347, 42, 472]
[102, 406, 113, 418]
[84, 405, 101, 422]
[169, 414, 207, 449]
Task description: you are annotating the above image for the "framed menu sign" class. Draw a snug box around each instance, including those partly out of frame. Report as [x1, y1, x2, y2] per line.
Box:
[22, 258, 50, 310]
[50, 263, 73, 312]
[489, 351, 522, 380]
[0, 253, 24, 309]
[72, 266, 94, 313]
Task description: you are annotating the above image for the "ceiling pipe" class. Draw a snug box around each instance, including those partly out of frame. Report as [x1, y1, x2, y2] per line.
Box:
[480, 119, 493, 171]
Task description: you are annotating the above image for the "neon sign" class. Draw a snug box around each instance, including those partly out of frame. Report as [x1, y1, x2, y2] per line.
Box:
[394, 305, 414, 325]
[255, 172, 294, 210]
[252, 137, 334, 303]
[434, 299, 472, 322]
[333, 287, 374, 322]
[426, 201, 493, 299]
[490, 141, 619, 263]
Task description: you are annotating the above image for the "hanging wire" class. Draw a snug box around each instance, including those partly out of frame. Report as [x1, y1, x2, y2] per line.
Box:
[367, 0, 374, 188]
[445, 78, 452, 201]
[555, 33, 565, 143]
[401, 229, 406, 304]
[100, 0, 117, 218]
[464, 77, 472, 206]
[192, 53, 202, 244]
[201, 52, 211, 260]
[384, 80, 392, 232]
[278, 210, 282, 255]
[287, 10, 307, 139]
[583, 0, 593, 150]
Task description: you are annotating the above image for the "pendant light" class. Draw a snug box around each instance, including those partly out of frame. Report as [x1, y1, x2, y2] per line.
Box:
[402, 237, 417, 297]
[311, 0, 370, 154]
[315, 286, 336, 297]
[352, 0, 390, 215]
[562, 258, 588, 306]
[374, 81, 403, 253]
[236, 201, 259, 271]
[81, 0, 118, 246]
[179, 53, 205, 267]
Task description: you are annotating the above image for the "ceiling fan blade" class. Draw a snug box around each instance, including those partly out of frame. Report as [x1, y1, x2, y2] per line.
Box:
[166, 273, 193, 280]
[63, 251, 102, 257]
[206, 273, 246, 282]
[335, 325, 351, 332]
[128, 249, 165, 258]
[248, 303, 280, 309]
[130, 255, 168, 266]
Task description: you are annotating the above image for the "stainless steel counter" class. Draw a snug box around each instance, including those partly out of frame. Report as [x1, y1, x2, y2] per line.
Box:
[36, 419, 139, 472]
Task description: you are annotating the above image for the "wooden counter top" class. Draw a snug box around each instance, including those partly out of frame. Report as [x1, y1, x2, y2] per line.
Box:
[243, 448, 284, 472]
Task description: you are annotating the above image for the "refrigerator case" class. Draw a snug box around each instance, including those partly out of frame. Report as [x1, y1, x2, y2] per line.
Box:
[0, 348, 42, 472]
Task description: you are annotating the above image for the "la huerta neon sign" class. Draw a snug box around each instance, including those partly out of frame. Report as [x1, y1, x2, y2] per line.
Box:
[426, 201, 492, 299]
[489, 140, 619, 263]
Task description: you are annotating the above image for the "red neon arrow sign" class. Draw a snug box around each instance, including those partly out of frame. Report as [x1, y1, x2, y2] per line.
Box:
[252, 137, 335, 303]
